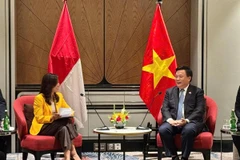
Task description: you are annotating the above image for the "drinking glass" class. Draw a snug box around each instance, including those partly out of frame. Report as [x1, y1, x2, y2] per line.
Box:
[223, 119, 230, 130]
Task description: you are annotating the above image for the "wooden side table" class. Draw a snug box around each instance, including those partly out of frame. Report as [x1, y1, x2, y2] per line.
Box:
[220, 128, 240, 160]
[0, 130, 16, 136]
[0, 129, 16, 155]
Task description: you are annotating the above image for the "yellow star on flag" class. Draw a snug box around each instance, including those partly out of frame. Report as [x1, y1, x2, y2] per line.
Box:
[142, 50, 175, 88]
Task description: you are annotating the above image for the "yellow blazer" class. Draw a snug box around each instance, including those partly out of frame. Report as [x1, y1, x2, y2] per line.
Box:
[29, 92, 72, 135]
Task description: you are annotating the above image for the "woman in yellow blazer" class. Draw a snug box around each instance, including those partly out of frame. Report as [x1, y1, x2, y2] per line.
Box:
[29, 73, 81, 160]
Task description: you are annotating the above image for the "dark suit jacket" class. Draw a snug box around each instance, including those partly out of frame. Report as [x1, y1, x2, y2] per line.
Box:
[0, 89, 6, 155]
[0, 89, 6, 120]
[161, 85, 206, 127]
[234, 86, 240, 130]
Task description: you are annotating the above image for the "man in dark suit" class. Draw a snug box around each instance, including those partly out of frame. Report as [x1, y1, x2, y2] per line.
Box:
[0, 89, 6, 160]
[159, 66, 206, 160]
[232, 86, 240, 158]
[0, 89, 6, 120]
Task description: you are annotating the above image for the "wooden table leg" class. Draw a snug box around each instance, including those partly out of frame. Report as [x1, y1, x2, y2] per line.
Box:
[123, 135, 125, 160]
[98, 134, 100, 160]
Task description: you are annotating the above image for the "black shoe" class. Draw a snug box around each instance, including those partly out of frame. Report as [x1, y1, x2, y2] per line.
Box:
[172, 156, 179, 160]
[181, 157, 188, 160]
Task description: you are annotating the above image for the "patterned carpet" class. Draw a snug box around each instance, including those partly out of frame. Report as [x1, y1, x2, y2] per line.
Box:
[6, 152, 233, 160]
[131, 152, 233, 160]
[82, 152, 138, 160]
[6, 152, 139, 160]
[93, 152, 234, 160]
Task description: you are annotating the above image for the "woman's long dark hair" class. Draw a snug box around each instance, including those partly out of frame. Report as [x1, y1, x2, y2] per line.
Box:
[40, 73, 59, 105]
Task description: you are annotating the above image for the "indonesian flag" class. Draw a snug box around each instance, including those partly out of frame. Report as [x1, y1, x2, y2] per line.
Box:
[139, 4, 177, 121]
[48, 1, 87, 128]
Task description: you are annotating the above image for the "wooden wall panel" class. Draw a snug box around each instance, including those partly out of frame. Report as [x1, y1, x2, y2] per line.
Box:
[161, 0, 188, 20]
[105, 0, 156, 84]
[16, 0, 59, 84]
[16, 0, 104, 84]
[69, 0, 104, 84]
[16, 0, 190, 85]
[162, 0, 190, 67]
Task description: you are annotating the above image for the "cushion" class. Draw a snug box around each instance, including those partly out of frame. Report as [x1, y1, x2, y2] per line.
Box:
[21, 134, 82, 151]
[23, 104, 34, 131]
[157, 132, 213, 149]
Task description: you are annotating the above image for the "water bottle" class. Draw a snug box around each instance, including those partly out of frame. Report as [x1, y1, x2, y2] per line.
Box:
[3, 110, 10, 131]
[230, 109, 237, 131]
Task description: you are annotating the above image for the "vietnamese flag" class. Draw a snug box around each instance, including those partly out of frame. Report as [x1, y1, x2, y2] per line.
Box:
[139, 4, 177, 121]
[48, 1, 87, 128]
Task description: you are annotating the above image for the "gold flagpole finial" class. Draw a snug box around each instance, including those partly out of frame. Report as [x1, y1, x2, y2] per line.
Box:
[156, 0, 163, 5]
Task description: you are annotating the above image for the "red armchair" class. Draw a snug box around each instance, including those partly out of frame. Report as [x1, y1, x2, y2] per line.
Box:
[13, 95, 83, 160]
[156, 95, 218, 160]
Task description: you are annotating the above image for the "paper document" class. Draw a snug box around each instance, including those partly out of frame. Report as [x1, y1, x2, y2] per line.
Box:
[59, 108, 73, 118]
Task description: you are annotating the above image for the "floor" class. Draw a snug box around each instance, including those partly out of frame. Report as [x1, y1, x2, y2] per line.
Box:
[6, 151, 234, 160]
[127, 151, 234, 160]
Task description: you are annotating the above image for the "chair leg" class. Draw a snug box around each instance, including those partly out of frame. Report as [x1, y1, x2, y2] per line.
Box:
[143, 133, 150, 160]
[158, 147, 163, 160]
[22, 152, 28, 160]
[51, 152, 56, 160]
[76, 147, 82, 159]
[202, 150, 210, 160]
[34, 152, 42, 160]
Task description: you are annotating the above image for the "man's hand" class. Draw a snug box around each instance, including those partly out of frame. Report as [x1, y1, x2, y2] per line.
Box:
[176, 119, 187, 127]
[168, 119, 179, 126]
[168, 119, 187, 127]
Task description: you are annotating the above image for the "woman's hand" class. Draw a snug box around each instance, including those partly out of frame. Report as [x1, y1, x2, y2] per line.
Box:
[51, 112, 60, 121]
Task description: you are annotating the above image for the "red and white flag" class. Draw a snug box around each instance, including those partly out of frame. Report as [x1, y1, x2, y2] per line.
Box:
[139, 4, 177, 121]
[48, 1, 87, 128]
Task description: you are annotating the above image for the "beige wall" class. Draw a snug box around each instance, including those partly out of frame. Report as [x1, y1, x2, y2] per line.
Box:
[0, 0, 7, 96]
[0, 0, 15, 112]
[205, 0, 240, 139]
[190, 0, 203, 88]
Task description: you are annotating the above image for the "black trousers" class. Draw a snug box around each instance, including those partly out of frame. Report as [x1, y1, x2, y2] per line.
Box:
[38, 118, 78, 151]
[232, 135, 240, 157]
[0, 137, 6, 160]
[158, 122, 200, 158]
[0, 151, 5, 160]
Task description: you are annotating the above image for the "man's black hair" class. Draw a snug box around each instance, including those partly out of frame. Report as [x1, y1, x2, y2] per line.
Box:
[176, 66, 193, 81]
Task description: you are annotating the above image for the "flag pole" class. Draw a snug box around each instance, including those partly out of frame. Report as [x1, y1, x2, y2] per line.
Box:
[156, 0, 163, 6]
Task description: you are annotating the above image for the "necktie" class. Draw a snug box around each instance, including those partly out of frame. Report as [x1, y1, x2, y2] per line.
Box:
[177, 89, 184, 120]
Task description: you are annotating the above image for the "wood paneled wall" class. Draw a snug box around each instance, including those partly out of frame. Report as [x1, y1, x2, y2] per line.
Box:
[16, 0, 190, 85]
